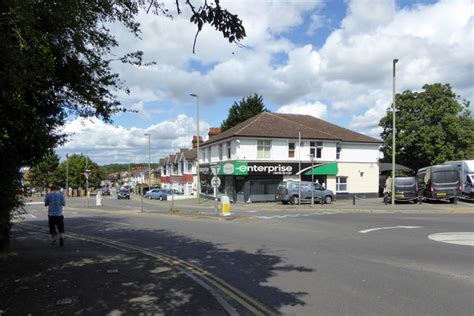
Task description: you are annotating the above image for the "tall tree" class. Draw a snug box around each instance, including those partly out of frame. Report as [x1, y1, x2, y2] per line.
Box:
[379, 83, 474, 171]
[220, 94, 268, 131]
[0, 0, 245, 249]
[29, 151, 61, 191]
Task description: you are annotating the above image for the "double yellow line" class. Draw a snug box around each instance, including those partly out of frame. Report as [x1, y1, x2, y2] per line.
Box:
[19, 222, 276, 316]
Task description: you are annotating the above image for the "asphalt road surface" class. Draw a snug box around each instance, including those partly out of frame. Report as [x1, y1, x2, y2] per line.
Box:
[20, 198, 474, 316]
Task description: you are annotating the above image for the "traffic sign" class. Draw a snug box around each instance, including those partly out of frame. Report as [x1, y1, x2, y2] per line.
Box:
[211, 176, 221, 187]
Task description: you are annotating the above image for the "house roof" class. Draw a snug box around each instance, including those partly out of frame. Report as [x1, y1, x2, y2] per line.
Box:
[201, 112, 382, 146]
[181, 148, 197, 160]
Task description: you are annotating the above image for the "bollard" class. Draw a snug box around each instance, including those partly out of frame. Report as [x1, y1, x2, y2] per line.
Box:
[96, 190, 102, 206]
[221, 196, 231, 216]
[353, 195, 356, 205]
[453, 191, 458, 205]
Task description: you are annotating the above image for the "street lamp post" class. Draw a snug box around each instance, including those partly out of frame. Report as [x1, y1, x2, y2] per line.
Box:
[144, 133, 151, 187]
[392, 58, 398, 205]
[66, 154, 69, 197]
[190, 94, 200, 203]
[298, 131, 301, 206]
[310, 154, 314, 206]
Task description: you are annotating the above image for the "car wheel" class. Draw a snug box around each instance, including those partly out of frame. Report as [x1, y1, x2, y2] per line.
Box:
[290, 195, 298, 205]
[324, 195, 332, 204]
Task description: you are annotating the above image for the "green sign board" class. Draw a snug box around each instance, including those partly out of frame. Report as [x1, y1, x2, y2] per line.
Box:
[304, 162, 338, 175]
[218, 162, 248, 175]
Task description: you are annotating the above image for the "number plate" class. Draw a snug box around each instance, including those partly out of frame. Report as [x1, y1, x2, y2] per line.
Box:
[437, 192, 446, 196]
[396, 193, 404, 198]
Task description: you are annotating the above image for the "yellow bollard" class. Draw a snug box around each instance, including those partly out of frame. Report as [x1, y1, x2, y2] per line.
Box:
[221, 196, 231, 216]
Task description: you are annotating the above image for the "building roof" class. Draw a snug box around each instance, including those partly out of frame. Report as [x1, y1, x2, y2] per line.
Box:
[181, 148, 197, 160]
[201, 112, 382, 146]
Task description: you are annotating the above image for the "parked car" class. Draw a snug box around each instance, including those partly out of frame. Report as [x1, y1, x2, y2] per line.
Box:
[417, 164, 461, 203]
[117, 187, 130, 199]
[443, 160, 474, 200]
[275, 180, 335, 205]
[101, 186, 110, 196]
[164, 189, 184, 195]
[142, 185, 161, 195]
[384, 177, 419, 204]
[144, 189, 168, 200]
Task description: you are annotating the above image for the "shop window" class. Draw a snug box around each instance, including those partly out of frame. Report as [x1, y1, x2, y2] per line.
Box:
[336, 177, 347, 192]
[288, 142, 295, 158]
[336, 144, 342, 160]
[257, 140, 271, 159]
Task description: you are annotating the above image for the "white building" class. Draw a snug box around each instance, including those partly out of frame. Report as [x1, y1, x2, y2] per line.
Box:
[198, 112, 382, 202]
[160, 148, 197, 196]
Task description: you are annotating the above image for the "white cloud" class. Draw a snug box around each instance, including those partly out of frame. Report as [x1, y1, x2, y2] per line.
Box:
[57, 115, 209, 164]
[277, 101, 328, 119]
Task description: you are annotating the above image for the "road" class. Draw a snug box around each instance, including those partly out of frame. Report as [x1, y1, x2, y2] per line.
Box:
[19, 196, 474, 315]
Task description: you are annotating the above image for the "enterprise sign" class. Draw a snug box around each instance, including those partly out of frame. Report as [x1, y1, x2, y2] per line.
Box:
[218, 162, 308, 176]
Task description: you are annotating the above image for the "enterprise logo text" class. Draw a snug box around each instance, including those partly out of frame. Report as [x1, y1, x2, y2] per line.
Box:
[247, 164, 293, 173]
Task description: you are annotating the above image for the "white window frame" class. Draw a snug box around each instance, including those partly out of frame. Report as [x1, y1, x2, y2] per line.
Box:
[310, 141, 323, 159]
[336, 176, 348, 192]
[257, 140, 271, 159]
[336, 143, 342, 160]
[218, 143, 223, 160]
[226, 141, 231, 159]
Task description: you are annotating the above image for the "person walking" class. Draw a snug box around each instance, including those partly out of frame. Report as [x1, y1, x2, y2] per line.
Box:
[44, 185, 66, 247]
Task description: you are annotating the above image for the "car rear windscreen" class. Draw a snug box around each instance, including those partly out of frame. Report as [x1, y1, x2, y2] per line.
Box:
[395, 178, 416, 186]
[432, 170, 459, 183]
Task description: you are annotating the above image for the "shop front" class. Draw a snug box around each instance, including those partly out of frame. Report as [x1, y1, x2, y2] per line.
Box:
[199, 161, 338, 202]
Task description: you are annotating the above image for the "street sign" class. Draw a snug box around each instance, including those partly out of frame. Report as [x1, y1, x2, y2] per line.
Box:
[84, 170, 91, 179]
[211, 176, 221, 187]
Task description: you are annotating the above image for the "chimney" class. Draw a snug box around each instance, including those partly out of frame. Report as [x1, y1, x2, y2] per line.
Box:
[192, 136, 203, 149]
[208, 127, 221, 139]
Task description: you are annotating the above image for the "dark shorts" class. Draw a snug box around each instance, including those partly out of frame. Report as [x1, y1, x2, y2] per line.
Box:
[48, 216, 64, 235]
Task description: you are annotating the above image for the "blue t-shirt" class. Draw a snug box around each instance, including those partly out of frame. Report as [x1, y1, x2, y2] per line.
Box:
[44, 191, 65, 216]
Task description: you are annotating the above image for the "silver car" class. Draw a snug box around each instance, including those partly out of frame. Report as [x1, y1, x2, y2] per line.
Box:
[275, 180, 335, 205]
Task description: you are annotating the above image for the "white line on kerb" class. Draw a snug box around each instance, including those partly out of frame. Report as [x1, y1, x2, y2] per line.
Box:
[359, 226, 422, 234]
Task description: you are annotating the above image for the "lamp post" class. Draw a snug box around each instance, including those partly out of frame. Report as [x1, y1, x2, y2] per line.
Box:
[66, 154, 69, 197]
[190, 93, 200, 203]
[392, 58, 398, 205]
[298, 131, 301, 207]
[144, 133, 151, 187]
[310, 153, 314, 206]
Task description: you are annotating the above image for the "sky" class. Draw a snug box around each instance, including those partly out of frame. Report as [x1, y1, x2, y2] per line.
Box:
[57, 0, 473, 165]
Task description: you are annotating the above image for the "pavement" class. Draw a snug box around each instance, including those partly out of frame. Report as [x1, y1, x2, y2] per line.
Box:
[0, 224, 229, 315]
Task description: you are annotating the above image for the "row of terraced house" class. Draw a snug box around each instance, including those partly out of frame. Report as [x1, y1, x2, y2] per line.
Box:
[153, 112, 382, 203]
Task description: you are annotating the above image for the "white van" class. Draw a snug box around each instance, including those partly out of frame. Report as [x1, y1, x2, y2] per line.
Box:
[443, 160, 474, 200]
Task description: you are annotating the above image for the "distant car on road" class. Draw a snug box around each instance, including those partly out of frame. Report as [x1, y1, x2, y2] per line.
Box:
[276, 180, 335, 205]
[101, 186, 110, 196]
[163, 189, 184, 196]
[117, 187, 130, 199]
[144, 189, 168, 200]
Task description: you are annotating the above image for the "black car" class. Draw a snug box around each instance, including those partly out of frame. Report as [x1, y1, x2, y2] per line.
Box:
[117, 187, 130, 199]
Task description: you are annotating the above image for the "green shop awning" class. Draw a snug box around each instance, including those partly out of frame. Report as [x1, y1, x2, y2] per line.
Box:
[304, 162, 338, 175]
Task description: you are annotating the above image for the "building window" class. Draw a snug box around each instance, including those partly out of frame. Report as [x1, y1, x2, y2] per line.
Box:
[257, 140, 271, 159]
[310, 141, 323, 158]
[336, 177, 347, 192]
[288, 142, 295, 158]
[188, 162, 193, 173]
[336, 143, 342, 160]
[226, 141, 231, 159]
[202, 148, 206, 162]
[207, 147, 211, 162]
[218, 143, 223, 160]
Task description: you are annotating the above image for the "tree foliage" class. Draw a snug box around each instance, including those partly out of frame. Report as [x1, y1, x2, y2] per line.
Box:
[29, 151, 61, 190]
[220, 94, 268, 131]
[379, 83, 474, 171]
[0, 0, 245, 249]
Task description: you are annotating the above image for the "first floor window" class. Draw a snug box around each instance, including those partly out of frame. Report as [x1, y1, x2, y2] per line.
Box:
[257, 140, 271, 159]
[288, 142, 295, 158]
[310, 141, 323, 158]
[218, 143, 223, 160]
[336, 177, 347, 192]
[226, 141, 231, 159]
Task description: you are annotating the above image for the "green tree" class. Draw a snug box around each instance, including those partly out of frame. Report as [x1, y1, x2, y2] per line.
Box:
[56, 154, 103, 190]
[379, 83, 474, 171]
[0, 0, 246, 249]
[220, 94, 268, 131]
[29, 151, 61, 191]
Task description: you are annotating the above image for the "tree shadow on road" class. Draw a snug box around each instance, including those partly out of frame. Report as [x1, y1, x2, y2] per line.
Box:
[3, 216, 314, 314]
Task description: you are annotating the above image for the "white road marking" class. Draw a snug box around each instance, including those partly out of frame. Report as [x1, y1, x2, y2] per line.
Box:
[359, 226, 422, 234]
[85, 218, 131, 226]
[25, 202, 44, 205]
[428, 232, 474, 246]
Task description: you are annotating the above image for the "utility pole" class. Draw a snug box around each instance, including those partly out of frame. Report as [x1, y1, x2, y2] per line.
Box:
[392, 58, 398, 205]
[190, 94, 201, 203]
[66, 154, 69, 197]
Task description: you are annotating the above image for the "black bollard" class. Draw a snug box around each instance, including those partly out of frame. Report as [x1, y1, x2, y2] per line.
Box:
[353, 195, 356, 205]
